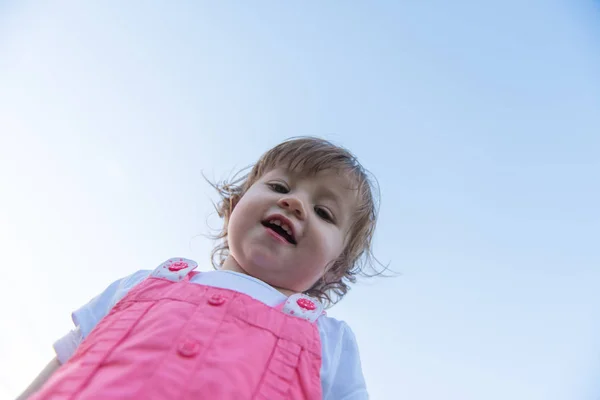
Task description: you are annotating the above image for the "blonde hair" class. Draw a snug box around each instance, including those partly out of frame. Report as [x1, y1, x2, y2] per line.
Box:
[209, 137, 381, 306]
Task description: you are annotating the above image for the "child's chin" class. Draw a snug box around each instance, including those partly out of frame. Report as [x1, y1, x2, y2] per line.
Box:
[246, 250, 285, 271]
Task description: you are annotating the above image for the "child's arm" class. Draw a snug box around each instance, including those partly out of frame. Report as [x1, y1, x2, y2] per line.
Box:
[16, 269, 151, 399]
[16, 357, 61, 400]
[321, 319, 369, 399]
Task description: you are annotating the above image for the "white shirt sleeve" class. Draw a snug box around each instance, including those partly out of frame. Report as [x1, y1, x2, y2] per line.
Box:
[53, 326, 83, 364]
[53, 270, 151, 363]
[319, 318, 369, 399]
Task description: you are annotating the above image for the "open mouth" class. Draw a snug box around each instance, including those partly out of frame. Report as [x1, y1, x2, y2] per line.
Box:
[261, 218, 296, 245]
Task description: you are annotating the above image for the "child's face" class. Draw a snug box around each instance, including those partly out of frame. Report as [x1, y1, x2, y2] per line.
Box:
[225, 167, 358, 294]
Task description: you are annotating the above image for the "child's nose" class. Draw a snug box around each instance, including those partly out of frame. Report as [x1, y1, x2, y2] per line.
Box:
[278, 197, 306, 220]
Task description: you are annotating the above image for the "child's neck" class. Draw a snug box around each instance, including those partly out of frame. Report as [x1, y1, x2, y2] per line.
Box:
[220, 256, 296, 297]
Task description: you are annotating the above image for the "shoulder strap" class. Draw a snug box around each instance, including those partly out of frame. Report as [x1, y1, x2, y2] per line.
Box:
[278, 293, 325, 323]
[150, 257, 198, 282]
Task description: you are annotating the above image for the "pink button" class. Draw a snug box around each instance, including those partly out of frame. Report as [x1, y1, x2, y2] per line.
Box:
[168, 261, 189, 272]
[296, 298, 316, 311]
[178, 339, 200, 357]
[208, 294, 225, 306]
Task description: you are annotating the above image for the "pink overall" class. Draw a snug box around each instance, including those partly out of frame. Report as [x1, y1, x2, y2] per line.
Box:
[32, 259, 324, 399]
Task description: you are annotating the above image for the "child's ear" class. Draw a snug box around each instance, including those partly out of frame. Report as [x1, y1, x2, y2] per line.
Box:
[224, 194, 242, 225]
[230, 194, 241, 213]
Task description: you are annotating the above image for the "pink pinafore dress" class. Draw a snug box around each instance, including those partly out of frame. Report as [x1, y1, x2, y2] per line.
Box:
[32, 258, 324, 399]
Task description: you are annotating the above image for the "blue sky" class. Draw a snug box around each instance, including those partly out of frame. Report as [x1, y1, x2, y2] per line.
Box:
[1, 1, 599, 399]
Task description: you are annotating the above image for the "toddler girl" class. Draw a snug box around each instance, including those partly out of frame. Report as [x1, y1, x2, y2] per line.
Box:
[20, 137, 380, 399]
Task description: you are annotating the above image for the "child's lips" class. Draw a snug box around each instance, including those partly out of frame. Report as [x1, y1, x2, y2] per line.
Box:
[261, 214, 297, 244]
[264, 224, 295, 245]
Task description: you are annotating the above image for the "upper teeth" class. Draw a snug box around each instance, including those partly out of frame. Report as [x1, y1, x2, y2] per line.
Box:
[270, 219, 292, 236]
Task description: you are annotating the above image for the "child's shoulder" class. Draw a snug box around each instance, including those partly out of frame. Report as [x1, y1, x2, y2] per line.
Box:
[318, 313, 351, 331]
[317, 314, 360, 347]
[316, 315, 367, 396]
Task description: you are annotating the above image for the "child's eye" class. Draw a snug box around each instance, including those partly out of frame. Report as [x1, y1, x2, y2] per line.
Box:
[268, 182, 289, 194]
[315, 206, 334, 223]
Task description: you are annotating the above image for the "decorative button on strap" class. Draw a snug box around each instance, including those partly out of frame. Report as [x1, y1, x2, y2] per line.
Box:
[152, 258, 198, 281]
[168, 261, 189, 271]
[282, 293, 323, 322]
[296, 298, 316, 311]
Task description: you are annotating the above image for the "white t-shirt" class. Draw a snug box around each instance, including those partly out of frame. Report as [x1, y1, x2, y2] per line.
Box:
[54, 269, 369, 399]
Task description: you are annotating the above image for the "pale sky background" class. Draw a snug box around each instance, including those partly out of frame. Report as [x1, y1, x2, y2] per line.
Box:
[1, 1, 599, 399]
